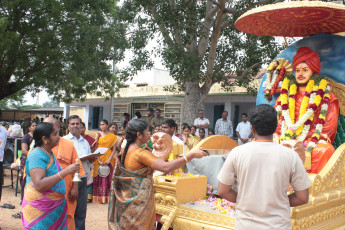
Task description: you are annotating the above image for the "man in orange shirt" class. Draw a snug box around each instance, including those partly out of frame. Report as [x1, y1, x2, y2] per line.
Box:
[44, 117, 85, 230]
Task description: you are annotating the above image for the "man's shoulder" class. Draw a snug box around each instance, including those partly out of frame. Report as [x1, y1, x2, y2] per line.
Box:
[59, 137, 74, 146]
[153, 116, 163, 121]
[64, 133, 73, 140]
[237, 121, 248, 128]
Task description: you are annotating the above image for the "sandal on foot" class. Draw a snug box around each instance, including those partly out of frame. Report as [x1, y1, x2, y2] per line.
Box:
[0, 203, 15, 209]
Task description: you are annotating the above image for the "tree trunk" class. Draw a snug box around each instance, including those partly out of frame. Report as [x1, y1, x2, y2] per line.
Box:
[183, 82, 207, 125]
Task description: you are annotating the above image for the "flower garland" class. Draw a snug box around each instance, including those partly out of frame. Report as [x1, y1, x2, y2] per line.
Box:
[278, 74, 330, 157]
[264, 63, 286, 101]
[306, 84, 330, 156]
[191, 196, 236, 215]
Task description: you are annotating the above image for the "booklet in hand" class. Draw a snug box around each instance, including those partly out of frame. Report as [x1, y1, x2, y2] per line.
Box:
[80, 147, 109, 160]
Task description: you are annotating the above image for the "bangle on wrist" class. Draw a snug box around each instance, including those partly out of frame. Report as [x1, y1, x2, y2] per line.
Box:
[58, 172, 63, 180]
[183, 155, 189, 164]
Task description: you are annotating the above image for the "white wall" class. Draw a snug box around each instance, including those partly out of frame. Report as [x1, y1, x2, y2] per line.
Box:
[70, 99, 112, 130]
[204, 95, 256, 130]
[126, 68, 175, 87]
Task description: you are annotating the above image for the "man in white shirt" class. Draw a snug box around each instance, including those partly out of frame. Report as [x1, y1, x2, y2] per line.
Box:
[0, 123, 7, 202]
[194, 109, 210, 137]
[236, 113, 253, 145]
[215, 111, 233, 137]
[218, 104, 311, 230]
[65, 115, 92, 230]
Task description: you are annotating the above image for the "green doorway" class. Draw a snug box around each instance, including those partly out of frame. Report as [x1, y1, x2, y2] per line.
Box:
[213, 105, 224, 129]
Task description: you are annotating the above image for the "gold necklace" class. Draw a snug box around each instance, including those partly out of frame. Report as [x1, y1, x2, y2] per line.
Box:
[39, 146, 52, 156]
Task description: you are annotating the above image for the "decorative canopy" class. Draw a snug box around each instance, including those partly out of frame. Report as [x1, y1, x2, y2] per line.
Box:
[235, 1, 345, 37]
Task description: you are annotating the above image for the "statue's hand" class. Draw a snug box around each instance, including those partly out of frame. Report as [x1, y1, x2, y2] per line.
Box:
[320, 133, 331, 143]
[282, 139, 305, 163]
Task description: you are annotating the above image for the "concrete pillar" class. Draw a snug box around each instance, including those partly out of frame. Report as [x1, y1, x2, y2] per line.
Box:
[63, 103, 70, 119]
[84, 106, 90, 130]
[224, 98, 232, 121]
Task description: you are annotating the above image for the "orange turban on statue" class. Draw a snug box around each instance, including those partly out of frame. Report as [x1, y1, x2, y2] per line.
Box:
[292, 47, 321, 74]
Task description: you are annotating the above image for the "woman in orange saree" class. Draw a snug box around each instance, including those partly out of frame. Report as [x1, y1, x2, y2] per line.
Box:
[92, 119, 118, 203]
[108, 119, 208, 229]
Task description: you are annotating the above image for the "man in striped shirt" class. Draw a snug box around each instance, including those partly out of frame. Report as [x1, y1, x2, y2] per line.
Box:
[215, 111, 233, 138]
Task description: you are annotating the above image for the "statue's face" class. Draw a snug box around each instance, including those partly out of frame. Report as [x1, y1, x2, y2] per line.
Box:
[272, 61, 279, 68]
[151, 132, 173, 159]
[295, 62, 313, 85]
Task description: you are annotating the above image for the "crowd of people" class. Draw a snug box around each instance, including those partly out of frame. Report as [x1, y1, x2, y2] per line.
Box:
[0, 107, 253, 228]
[0, 100, 311, 230]
[127, 107, 253, 148]
[0, 112, 212, 229]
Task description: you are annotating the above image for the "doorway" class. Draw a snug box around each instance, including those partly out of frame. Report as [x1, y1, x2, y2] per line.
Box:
[213, 105, 225, 129]
[233, 105, 240, 138]
[92, 107, 103, 129]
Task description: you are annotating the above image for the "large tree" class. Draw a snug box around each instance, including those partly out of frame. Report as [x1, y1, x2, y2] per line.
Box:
[114, 0, 284, 124]
[0, 0, 126, 102]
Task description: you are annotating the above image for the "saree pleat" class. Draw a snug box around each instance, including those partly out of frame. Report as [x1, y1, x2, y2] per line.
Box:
[92, 133, 118, 203]
[108, 159, 155, 230]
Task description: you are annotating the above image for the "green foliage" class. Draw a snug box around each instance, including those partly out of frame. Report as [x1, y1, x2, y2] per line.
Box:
[115, 0, 283, 96]
[20, 104, 42, 110]
[42, 100, 59, 108]
[0, 0, 126, 102]
[0, 90, 26, 109]
[0, 100, 9, 110]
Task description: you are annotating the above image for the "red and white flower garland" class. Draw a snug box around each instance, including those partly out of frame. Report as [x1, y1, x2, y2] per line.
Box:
[264, 63, 286, 101]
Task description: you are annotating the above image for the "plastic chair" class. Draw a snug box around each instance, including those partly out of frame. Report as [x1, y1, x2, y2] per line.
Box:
[3, 164, 21, 196]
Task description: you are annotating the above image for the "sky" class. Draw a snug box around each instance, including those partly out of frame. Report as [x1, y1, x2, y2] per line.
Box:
[24, 90, 51, 106]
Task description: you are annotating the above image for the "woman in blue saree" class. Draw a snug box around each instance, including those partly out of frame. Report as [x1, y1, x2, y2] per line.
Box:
[22, 122, 79, 229]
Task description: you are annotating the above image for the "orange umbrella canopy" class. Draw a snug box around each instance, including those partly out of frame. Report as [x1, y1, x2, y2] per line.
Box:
[235, 1, 345, 37]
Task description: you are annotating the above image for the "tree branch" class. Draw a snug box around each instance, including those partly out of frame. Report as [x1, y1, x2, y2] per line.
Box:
[233, 62, 263, 81]
[209, 0, 220, 8]
[198, 1, 216, 59]
[246, 0, 283, 12]
[220, 20, 231, 31]
[224, 7, 236, 15]
[0, 82, 24, 101]
[206, 5, 219, 19]
[202, 0, 227, 92]
[206, 0, 225, 74]
[149, 6, 174, 47]
[165, 1, 183, 46]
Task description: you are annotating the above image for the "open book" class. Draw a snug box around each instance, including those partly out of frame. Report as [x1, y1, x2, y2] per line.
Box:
[79, 147, 109, 160]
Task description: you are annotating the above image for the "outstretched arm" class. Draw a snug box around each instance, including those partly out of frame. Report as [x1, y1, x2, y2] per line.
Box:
[150, 148, 208, 173]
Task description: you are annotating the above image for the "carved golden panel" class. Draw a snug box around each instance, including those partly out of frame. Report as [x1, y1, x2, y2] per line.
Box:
[292, 144, 345, 229]
[328, 78, 345, 116]
[155, 144, 345, 230]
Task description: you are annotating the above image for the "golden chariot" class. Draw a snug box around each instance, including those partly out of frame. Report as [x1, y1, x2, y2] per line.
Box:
[154, 1, 345, 229]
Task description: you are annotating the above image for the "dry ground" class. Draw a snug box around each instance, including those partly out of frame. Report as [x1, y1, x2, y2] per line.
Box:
[0, 173, 108, 230]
